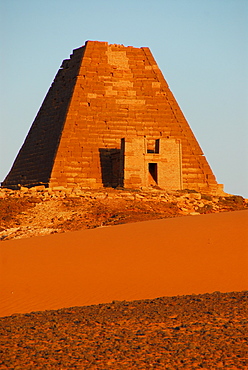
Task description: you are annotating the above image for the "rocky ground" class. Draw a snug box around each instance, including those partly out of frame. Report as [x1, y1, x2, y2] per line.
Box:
[0, 291, 247, 369]
[1, 187, 248, 369]
[0, 186, 247, 240]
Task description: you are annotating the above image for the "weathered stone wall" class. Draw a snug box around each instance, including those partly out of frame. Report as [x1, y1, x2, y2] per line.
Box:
[3, 41, 221, 193]
[3, 47, 86, 188]
[122, 137, 145, 189]
[122, 137, 182, 190]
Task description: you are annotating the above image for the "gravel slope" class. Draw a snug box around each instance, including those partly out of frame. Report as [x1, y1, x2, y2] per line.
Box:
[0, 291, 247, 369]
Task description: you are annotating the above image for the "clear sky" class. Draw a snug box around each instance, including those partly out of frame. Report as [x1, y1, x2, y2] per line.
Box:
[1, 0, 247, 197]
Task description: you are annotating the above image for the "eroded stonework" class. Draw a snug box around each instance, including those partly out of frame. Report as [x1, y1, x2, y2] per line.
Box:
[120, 137, 182, 190]
[2, 41, 222, 193]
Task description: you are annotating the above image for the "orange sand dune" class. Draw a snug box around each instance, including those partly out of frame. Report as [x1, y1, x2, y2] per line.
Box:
[0, 210, 247, 317]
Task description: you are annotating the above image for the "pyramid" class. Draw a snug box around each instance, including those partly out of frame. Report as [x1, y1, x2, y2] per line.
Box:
[2, 41, 222, 193]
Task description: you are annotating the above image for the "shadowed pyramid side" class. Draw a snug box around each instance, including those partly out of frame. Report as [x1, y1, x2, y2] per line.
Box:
[2, 47, 86, 188]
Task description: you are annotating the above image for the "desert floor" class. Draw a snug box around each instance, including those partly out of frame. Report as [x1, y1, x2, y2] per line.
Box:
[0, 291, 247, 369]
[1, 210, 247, 317]
[0, 207, 247, 369]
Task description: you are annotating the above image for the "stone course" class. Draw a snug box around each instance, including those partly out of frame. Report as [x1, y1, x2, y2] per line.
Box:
[3, 41, 222, 193]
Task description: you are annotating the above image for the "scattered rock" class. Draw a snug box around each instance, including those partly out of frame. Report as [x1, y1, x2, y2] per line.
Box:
[0, 291, 247, 369]
[0, 188, 247, 240]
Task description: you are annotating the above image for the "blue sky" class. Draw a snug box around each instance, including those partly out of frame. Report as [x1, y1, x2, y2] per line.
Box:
[1, 0, 247, 197]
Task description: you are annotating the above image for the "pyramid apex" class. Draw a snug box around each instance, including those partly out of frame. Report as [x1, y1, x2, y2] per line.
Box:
[85, 40, 109, 46]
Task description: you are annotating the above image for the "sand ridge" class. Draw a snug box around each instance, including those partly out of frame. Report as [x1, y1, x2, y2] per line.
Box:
[1, 210, 247, 317]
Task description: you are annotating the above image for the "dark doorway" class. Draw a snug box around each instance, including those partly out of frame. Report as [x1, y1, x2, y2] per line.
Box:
[148, 163, 158, 184]
[99, 148, 122, 187]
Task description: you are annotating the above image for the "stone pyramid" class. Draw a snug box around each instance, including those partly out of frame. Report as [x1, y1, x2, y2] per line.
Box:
[2, 41, 221, 193]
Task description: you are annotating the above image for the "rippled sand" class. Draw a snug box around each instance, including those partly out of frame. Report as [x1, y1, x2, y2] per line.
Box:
[1, 210, 247, 317]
